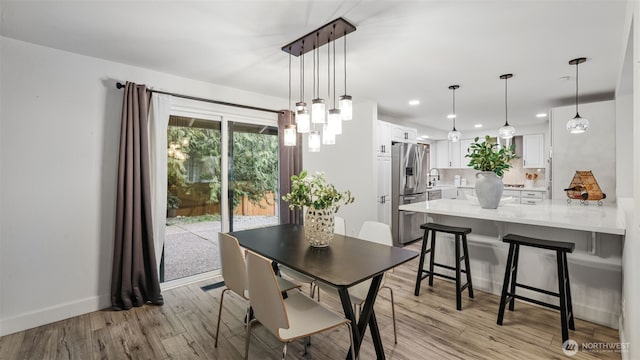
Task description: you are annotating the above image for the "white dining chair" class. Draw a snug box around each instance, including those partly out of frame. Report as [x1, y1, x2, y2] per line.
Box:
[280, 215, 346, 300]
[245, 251, 355, 360]
[314, 220, 398, 344]
[214, 233, 299, 348]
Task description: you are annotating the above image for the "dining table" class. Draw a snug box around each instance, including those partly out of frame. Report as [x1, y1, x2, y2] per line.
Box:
[229, 223, 418, 360]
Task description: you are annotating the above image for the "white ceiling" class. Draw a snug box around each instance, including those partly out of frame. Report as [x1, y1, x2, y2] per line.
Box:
[0, 1, 628, 138]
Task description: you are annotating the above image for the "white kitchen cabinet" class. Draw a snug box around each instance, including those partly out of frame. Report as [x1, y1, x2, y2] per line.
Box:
[522, 133, 545, 168]
[440, 187, 458, 199]
[436, 139, 473, 168]
[391, 124, 417, 144]
[376, 121, 392, 157]
[376, 156, 392, 225]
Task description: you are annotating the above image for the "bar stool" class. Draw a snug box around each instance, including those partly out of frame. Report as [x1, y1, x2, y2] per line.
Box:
[497, 234, 575, 343]
[414, 223, 474, 311]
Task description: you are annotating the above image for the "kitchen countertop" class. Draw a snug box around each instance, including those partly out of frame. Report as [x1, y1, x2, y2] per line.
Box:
[456, 185, 548, 191]
[399, 199, 625, 235]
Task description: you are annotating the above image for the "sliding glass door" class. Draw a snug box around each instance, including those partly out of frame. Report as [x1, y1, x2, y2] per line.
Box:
[161, 115, 280, 282]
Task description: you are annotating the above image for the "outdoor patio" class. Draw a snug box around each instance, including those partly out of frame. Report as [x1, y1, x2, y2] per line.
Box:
[163, 215, 279, 281]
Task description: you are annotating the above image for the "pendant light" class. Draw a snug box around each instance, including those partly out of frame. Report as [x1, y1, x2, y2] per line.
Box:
[283, 50, 297, 146]
[296, 42, 310, 133]
[327, 28, 342, 135]
[323, 35, 336, 145]
[308, 130, 321, 152]
[498, 74, 515, 139]
[447, 85, 461, 142]
[311, 33, 326, 124]
[566, 57, 589, 134]
[339, 30, 353, 120]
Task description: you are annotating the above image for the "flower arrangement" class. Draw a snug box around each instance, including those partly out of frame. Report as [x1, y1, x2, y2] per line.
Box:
[465, 135, 516, 177]
[282, 170, 354, 212]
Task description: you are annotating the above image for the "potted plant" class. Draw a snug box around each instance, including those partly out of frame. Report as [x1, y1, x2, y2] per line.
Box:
[465, 135, 516, 209]
[282, 170, 354, 247]
[167, 192, 181, 218]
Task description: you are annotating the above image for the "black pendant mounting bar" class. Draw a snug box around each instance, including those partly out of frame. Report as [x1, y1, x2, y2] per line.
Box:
[569, 57, 587, 66]
[281, 17, 356, 57]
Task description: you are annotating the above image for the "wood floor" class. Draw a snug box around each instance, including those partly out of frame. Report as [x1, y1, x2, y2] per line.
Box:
[0, 242, 621, 360]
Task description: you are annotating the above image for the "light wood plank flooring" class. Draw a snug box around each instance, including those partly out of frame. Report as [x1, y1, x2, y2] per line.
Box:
[0, 242, 621, 359]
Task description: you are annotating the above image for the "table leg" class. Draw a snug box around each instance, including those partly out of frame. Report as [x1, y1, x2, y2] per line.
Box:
[339, 274, 385, 360]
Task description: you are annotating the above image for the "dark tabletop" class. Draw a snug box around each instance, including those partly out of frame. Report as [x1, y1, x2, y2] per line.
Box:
[230, 224, 418, 288]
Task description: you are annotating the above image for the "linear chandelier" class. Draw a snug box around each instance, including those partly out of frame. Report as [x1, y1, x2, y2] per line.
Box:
[282, 17, 356, 151]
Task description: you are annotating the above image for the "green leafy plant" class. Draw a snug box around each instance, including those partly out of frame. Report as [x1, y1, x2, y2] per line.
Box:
[465, 135, 516, 177]
[282, 171, 354, 212]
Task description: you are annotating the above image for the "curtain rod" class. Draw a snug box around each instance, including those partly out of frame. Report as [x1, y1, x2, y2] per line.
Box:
[116, 82, 282, 115]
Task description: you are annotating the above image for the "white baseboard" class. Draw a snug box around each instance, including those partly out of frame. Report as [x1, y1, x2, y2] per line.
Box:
[0, 294, 111, 337]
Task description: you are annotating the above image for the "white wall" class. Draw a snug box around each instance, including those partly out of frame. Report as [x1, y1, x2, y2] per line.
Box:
[302, 101, 377, 237]
[0, 37, 286, 336]
[619, 1, 640, 358]
[550, 100, 616, 201]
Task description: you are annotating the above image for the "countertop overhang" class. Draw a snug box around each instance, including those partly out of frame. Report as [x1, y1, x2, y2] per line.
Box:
[399, 199, 626, 235]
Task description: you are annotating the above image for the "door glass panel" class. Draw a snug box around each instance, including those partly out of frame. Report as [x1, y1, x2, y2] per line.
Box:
[229, 122, 280, 232]
[163, 116, 221, 282]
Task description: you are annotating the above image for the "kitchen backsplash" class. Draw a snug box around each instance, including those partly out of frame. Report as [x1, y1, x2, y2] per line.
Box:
[439, 163, 546, 187]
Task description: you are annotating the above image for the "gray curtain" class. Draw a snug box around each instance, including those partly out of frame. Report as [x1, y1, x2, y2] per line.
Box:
[111, 82, 164, 310]
[278, 110, 303, 224]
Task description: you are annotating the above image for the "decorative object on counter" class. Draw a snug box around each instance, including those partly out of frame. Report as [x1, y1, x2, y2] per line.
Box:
[525, 172, 538, 188]
[566, 57, 589, 134]
[282, 170, 354, 246]
[466, 135, 516, 209]
[498, 74, 516, 140]
[282, 18, 356, 152]
[564, 170, 606, 206]
[447, 85, 462, 142]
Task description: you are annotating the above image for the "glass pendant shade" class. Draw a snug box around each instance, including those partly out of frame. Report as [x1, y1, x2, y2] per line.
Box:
[448, 129, 461, 142]
[498, 124, 516, 139]
[308, 131, 321, 152]
[339, 95, 353, 120]
[295, 101, 306, 113]
[322, 124, 336, 144]
[283, 124, 297, 146]
[296, 109, 310, 133]
[311, 98, 326, 124]
[328, 108, 342, 135]
[566, 114, 589, 134]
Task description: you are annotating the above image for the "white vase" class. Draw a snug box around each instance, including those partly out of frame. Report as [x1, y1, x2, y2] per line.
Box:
[475, 172, 504, 209]
[304, 207, 335, 247]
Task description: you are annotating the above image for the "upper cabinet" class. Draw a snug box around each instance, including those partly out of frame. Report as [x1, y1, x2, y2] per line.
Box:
[376, 121, 392, 157]
[522, 133, 545, 168]
[436, 139, 472, 169]
[391, 124, 417, 144]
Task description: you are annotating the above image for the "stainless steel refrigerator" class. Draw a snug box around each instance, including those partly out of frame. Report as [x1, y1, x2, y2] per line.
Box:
[391, 142, 429, 246]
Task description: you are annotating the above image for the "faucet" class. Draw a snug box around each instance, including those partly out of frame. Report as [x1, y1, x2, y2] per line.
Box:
[428, 168, 440, 187]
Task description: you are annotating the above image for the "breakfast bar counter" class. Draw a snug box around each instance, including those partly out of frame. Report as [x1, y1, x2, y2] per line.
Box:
[399, 199, 626, 328]
[399, 199, 626, 235]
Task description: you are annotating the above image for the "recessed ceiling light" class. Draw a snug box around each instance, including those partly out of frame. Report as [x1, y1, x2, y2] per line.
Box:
[536, 113, 547, 118]
[474, 124, 483, 128]
[409, 100, 420, 106]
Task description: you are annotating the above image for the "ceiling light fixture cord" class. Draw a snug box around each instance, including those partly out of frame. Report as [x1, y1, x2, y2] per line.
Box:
[452, 86, 456, 130]
[504, 76, 508, 126]
[344, 31, 347, 96]
[288, 48, 292, 115]
[300, 42, 304, 102]
[317, 32, 320, 100]
[333, 33, 337, 107]
[575, 60, 579, 116]
[328, 34, 331, 105]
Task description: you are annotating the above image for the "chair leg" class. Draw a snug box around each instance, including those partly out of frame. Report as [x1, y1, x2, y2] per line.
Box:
[383, 285, 398, 344]
[563, 253, 575, 330]
[346, 323, 356, 360]
[455, 234, 462, 311]
[414, 228, 430, 296]
[281, 342, 288, 360]
[215, 288, 230, 348]
[245, 319, 258, 360]
[462, 234, 474, 298]
[557, 251, 570, 343]
[428, 230, 436, 286]
[508, 244, 520, 311]
[497, 243, 516, 325]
